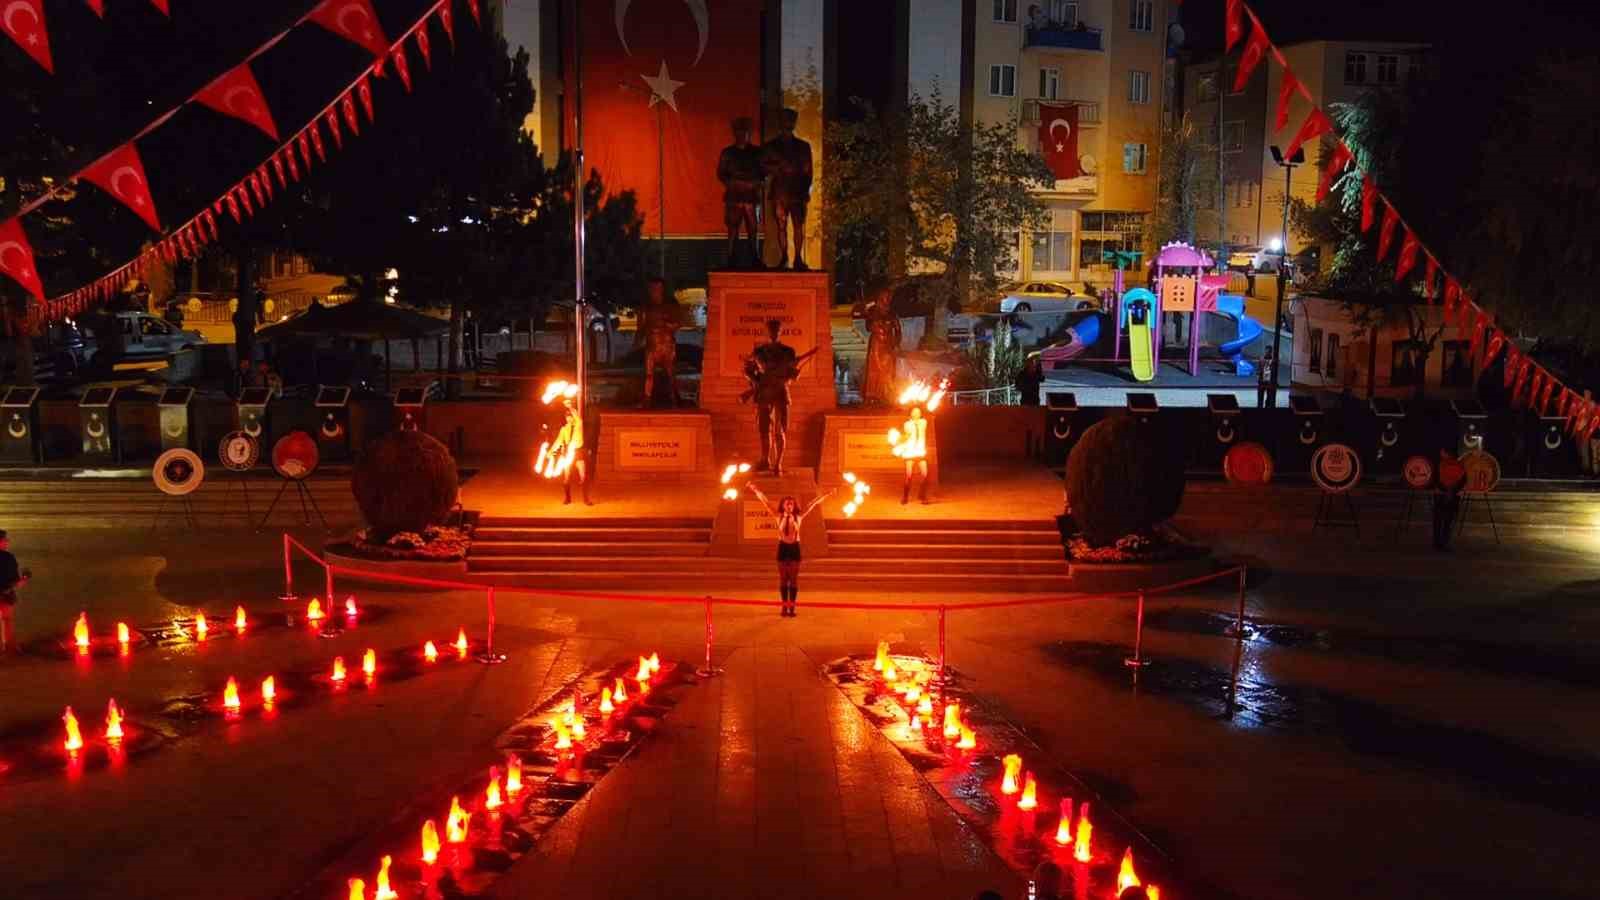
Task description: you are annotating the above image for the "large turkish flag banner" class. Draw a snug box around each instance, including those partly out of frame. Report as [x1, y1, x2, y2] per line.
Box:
[571, 0, 762, 237]
[1037, 104, 1080, 180]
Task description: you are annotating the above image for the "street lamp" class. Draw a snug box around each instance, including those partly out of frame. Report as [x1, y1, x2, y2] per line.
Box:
[1266, 144, 1304, 409]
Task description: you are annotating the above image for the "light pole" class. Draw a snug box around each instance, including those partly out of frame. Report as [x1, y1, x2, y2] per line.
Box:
[618, 80, 668, 278]
[572, 0, 588, 418]
[1266, 144, 1304, 409]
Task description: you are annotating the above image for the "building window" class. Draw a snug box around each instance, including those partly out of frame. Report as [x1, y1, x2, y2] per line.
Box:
[1325, 334, 1341, 379]
[1129, 0, 1154, 31]
[1039, 67, 1060, 100]
[1196, 71, 1218, 102]
[1344, 52, 1367, 84]
[1308, 328, 1324, 373]
[1376, 54, 1399, 84]
[1221, 120, 1244, 152]
[1391, 340, 1423, 387]
[1030, 229, 1073, 272]
[1408, 55, 1424, 82]
[1049, 0, 1078, 27]
[989, 64, 1017, 97]
[993, 0, 1017, 22]
[1129, 70, 1151, 104]
[1228, 180, 1254, 208]
[1441, 340, 1472, 387]
[1122, 142, 1148, 174]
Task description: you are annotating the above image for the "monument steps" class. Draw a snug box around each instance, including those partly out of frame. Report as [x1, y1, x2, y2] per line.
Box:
[828, 527, 1061, 546]
[466, 566, 1074, 593]
[468, 541, 711, 559]
[827, 542, 1062, 561]
[468, 554, 1064, 576]
[473, 525, 712, 543]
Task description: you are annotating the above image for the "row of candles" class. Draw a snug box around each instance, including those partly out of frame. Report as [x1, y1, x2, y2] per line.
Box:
[70, 596, 363, 656]
[342, 653, 664, 900]
[871, 642, 1161, 900]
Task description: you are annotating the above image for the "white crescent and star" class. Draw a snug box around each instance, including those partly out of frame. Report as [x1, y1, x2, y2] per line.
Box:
[615, 0, 709, 66]
[0, 241, 35, 282]
[223, 84, 261, 120]
[640, 61, 685, 112]
[110, 165, 148, 208]
[1048, 118, 1071, 153]
[337, 3, 375, 43]
[3, 1, 40, 43]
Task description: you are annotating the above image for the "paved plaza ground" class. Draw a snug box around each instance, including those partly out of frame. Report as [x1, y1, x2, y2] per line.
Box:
[1, 488, 1598, 898]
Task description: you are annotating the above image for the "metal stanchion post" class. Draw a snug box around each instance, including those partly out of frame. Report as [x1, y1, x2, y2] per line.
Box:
[937, 607, 947, 680]
[1124, 591, 1150, 672]
[696, 595, 723, 677]
[279, 534, 296, 604]
[1228, 567, 1248, 713]
[477, 586, 506, 664]
[319, 563, 342, 638]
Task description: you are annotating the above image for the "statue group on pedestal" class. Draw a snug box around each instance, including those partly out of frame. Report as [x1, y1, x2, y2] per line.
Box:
[717, 109, 813, 270]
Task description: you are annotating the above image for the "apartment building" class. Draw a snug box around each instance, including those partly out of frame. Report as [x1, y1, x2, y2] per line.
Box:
[1183, 40, 1431, 255]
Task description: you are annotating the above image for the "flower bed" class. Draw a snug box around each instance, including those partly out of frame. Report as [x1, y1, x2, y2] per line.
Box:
[1066, 524, 1206, 564]
[333, 525, 472, 563]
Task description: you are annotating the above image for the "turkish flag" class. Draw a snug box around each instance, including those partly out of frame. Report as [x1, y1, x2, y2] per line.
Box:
[2, 0, 53, 73]
[571, 0, 763, 237]
[149, 0, 168, 15]
[1283, 108, 1332, 164]
[1375, 201, 1400, 262]
[1393, 227, 1421, 282]
[310, 0, 390, 61]
[0, 218, 45, 301]
[1037, 104, 1081, 180]
[1274, 68, 1300, 132]
[196, 62, 280, 141]
[1233, 12, 1269, 93]
[82, 142, 162, 232]
[86, 0, 103, 17]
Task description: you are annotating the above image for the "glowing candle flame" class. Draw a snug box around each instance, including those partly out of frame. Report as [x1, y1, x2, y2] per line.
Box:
[910, 715, 924, 737]
[195, 613, 208, 640]
[506, 755, 523, 797]
[843, 501, 858, 517]
[1001, 754, 1022, 795]
[455, 628, 469, 657]
[105, 698, 124, 742]
[421, 820, 440, 864]
[916, 695, 933, 717]
[362, 648, 377, 680]
[347, 878, 365, 900]
[332, 656, 347, 682]
[1018, 773, 1038, 810]
[1054, 798, 1073, 845]
[446, 796, 470, 843]
[647, 652, 661, 674]
[117, 622, 131, 646]
[873, 641, 888, 671]
[234, 605, 247, 632]
[613, 677, 628, 703]
[636, 676, 650, 696]
[636, 656, 652, 681]
[1147, 886, 1162, 900]
[882, 661, 898, 682]
[261, 676, 276, 706]
[1117, 847, 1142, 895]
[223, 677, 241, 711]
[306, 598, 324, 621]
[74, 612, 90, 651]
[374, 855, 397, 900]
[345, 596, 358, 618]
[1074, 802, 1093, 863]
[484, 767, 504, 810]
[943, 703, 961, 738]
[957, 724, 977, 750]
[600, 687, 614, 714]
[570, 714, 587, 740]
[63, 706, 83, 752]
[553, 720, 573, 750]
[424, 640, 438, 662]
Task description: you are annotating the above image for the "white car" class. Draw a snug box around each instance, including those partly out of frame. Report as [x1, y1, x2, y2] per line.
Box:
[997, 281, 1093, 314]
[86, 312, 206, 363]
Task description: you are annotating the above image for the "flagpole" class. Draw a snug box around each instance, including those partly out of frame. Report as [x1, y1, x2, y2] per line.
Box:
[572, 0, 588, 418]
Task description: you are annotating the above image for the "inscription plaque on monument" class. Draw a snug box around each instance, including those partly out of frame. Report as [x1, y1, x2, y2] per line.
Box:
[615, 428, 698, 471]
[719, 288, 818, 373]
[838, 430, 903, 472]
[741, 499, 779, 541]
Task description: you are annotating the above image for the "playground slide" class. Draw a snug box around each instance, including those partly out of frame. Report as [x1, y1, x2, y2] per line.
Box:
[1124, 291, 1156, 382]
[1214, 293, 1264, 377]
[1038, 313, 1102, 366]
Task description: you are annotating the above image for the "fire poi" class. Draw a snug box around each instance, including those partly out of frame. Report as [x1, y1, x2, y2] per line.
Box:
[534, 380, 592, 504]
[74, 612, 90, 652]
[840, 471, 872, 517]
[887, 379, 946, 505]
[234, 605, 248, 633]
[718, 461, 754, 501]
[62, 706, 83, 753]
[104, 698, 124, 742]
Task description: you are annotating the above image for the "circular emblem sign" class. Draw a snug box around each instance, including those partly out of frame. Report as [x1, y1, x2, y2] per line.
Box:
[1223, 442, 1274, 487]
[1460, 450, 1501, 495]
[1401, 455, 1435, 490]
[1311, 443, 1362, 493]
[153, 448, 205, 496]
[271, 431, 319, 481]
[218, 431, 260, 472]
[1438, 453, 1467, 490]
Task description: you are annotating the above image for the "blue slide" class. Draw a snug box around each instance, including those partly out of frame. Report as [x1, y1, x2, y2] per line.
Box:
[1214, 293, 1265, 377]
[1037, 312, 1102, 366]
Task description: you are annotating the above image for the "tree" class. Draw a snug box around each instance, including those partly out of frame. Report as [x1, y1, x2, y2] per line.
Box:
[1145, 112, 1214, 255]
[824, 91, 1052, 346]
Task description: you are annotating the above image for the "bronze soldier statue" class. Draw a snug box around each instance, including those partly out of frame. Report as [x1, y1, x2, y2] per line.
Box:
[748, 319, 800, 474]
[761, 108, 813, 270]
[855, 287, 901, 407]
[636, 278, 682, 408]
[717, 116, 764, 268]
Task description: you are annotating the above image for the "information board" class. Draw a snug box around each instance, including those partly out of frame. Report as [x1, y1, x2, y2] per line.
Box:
[615, 428, 697, 471]
[741, 499, 778, 541]
[718, 287, 817, 373]
[839, 430, 904, 472]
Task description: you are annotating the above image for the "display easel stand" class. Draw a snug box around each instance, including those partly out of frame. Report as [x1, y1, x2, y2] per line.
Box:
[152, 493, 199, 530]
[1457, 494, 1500, 543]
[1312, 492, 1360, 535]
[222, 475, 254, 523]
[258, 478, 328, 531]
[1393, 490, 1424, 539]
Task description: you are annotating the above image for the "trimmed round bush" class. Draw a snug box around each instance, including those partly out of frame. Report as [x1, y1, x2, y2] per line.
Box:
[351, 430, 459, 539]
[1064, 415, 1185, 547]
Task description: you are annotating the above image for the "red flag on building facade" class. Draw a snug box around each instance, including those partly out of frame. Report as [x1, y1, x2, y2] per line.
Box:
[81, 142, 162, 232]
[569, 0, 762, 237]
[196, 62, 280, 141]
[1037, 104, 1081, 180]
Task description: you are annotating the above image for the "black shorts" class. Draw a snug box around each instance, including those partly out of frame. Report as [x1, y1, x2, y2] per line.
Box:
[776, 541, 802, 563]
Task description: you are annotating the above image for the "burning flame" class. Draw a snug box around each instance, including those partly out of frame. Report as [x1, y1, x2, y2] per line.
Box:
[362, 648, 377, 680]
[943, 703, 961, 738]
[916, 695, 933, 717]
[74, 612, 90, 651]
[223, 677, 241, 711]
[636, 656, 652, 681]
[882, 661, 898, 682]
[332, 656, 347, 682]
[1018, 773, 1038, 810]
[957, 724, 977, 750]
[455, 628, 469, 658]
[306, 598, 324, 621]
[194, 612, 208, 640]
[374, 855, 398, 900]
[600, 687, 614, 714]
[569, 713, 587, 740]
[1147, 886, 1162, 900]
[105, 698, 124, 742]
[897, 378, 948, 411]
[421, 820, 440, 864]
[613, 677, 628, 703]
[1001, 754, 1022, 794]
[506, 755, 524, 797]
[261, 676, 276, 706]
[910, 715, 924, 737]
[647, 652, 661, 674]
[720, 464, 738, 484]
[117, 621, 131, 647]
[722, 487, 739, 501]
[873, 641, 889, 671]
[345, 596, 359, 618]
[540, 379, 580, 405]
[234, 605, 248, 632]
[1117, 847, 1142, 895]
[446, 796, 470, 843]
[63, 706, 84, 752]
[417, 641, 436, 664]
[347, 878, 365, 900]
[485, 767, 504, 810]
[1073, 802, 1093, 863]
[904, 683, 922, 704]
[553, 719, 573, 750]
[840, 472, 871, 517]
[1054, 798, 1074, 845]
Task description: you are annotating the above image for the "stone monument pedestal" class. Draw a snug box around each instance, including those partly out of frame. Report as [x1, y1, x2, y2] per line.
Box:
[710, 468, 830, 559]
[818, 412, 940, 493]
[594, 411, 716, 483]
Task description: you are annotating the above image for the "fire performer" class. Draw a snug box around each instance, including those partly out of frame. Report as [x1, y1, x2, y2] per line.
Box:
[897, 406, 931, 505]
[745, 483, 837, 617]
[636, 278, 682, 408]
[551, 394, 592, 506]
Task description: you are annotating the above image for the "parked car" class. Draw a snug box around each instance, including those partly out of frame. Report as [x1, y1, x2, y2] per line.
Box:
[1227, 246, 1265, 272]
[84, 311, 205, 364]
[997, 281, 1093, 314]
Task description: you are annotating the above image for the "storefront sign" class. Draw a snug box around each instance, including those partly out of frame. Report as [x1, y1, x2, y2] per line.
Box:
[839, 430, 905, 472]
[719, 287, 817, 373]
[615, 428, 697, 471]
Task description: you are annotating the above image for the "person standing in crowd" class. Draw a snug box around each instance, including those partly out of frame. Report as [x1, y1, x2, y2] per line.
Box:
[0, 530, 30, 655]
[257, 360, 283, 399]
[1016, 355, 1045, 406]
[1433, 449, 1465, 551]
[1256, 345, 1277, 408]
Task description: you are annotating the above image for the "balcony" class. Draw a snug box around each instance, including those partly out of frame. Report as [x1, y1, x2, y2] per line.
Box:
[1024, 23, 1103, 51]
[1021, 98, 1100, 126]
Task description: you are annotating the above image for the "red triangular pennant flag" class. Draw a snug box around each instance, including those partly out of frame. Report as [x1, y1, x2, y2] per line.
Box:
[195, 63, 280, 141]
[1538, 376, 1556, 416]
[0, 218, 46, 301]
[283, 148, 300, 183]
[415, 28, 432, 69]
[1360, 178, 1378, 232]
[356, 76, 374, 121]
[1423, 254, 1439, 302]
[392, 46, 412, 92]
[1233, 13, 1269, 93]
[2, 0, 53, 73]
[271, 154, 287, 189]
[309, 0, 390, 60]
[82, 143, 162, 231]
[85, 0, 104, 18]
[341, 92, 361, 134]
[1468, 311, 1489, 365]
[149, 0, 169, 15]
[298, 131, 316, 169]
[1225, 0, 1244, 51]
[1317, 142, 1353, 203]
[439, 3, 455, 47]
[224, 192, 242, 224]
[1485, 332, 1507, 372]
[1284, 108, 1332, 163]
[1275, 68, 1300, 132]
[235, 184, 254, 218]
[1394, 228, 1421, 282]
[1375, 202, 1400, 261]
[1513, 360, 1533, 407]
[325, 109, 344, 148]
[466, 0, 481, 23]
[309, 122, 329, 161]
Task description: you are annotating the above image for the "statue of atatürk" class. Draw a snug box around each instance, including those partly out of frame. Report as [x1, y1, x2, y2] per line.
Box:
[746, 319, 801, 474]
[636, 277, 682, 408]
[855, 287, 901, 406]
[717, 117, 764, 268]
[761, 108, 813, 270]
